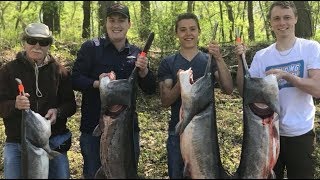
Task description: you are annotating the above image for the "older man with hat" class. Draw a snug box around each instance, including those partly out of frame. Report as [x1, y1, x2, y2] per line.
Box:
[0, 22, 76, 178]
[72, 2, 156, 179]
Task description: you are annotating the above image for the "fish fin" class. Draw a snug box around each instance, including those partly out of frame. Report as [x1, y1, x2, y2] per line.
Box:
[183, 163, 191, 179]
[43, 144, 61, 159]
[175, 122, 181, 135]
[94, 167, 105, 179]
[268, 170, 276, 179]
[48, 150, 61, 159]
[92, 125, 102, 136]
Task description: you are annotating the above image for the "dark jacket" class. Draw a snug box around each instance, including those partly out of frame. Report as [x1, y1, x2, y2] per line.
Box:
[72, 36, 156, 134]
[0, 51, 76, 143]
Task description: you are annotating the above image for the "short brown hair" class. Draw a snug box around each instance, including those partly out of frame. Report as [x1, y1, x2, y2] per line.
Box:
[267, 1, 297, 20]
[175, 13, 201, 33]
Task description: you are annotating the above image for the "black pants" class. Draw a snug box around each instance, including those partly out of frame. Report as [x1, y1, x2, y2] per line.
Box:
[273, 129, 316, 179]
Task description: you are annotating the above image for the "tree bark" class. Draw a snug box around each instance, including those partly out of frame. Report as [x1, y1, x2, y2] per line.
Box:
[82, 1, 90, 38]
[259, 1, 270, 41]
[247, 1, 255, 41]
[187, 1, 194, 13]
[219, 1, 225, 42]
[294, 1, 312, 38]
[139, 1, 151, 41]
[224, 1, 234, 42]
[42, 1, 60, 34]
[98, 1, 114, 36]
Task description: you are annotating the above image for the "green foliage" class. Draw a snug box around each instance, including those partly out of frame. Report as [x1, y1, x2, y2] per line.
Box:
[2, 1, 320, 53]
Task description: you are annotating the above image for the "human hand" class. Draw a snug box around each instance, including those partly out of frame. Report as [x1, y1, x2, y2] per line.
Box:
[15, 93, 30, 110]
[265, 68, 287, 80]
[177, 68, 194, 84]
[100, 71, 116, 81]
[234, 43, 247, 57]
[208, 41, 223, 61]
[45, 108, 58, 125]
[94, 71, 117, 88]
[108, 71, 116, 80]
[136, 54, 149, 77]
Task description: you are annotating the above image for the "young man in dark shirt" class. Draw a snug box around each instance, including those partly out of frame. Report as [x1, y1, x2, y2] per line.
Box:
[72, 3, 156, 179]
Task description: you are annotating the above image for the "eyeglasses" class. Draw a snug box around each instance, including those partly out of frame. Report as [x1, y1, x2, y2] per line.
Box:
[26, 38, 51, 46]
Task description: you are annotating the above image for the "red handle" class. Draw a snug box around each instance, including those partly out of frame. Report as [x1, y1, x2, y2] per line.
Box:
[236, 37, 241, 44]
[140, 51, 146, 57]
[18, 84, 24, 96]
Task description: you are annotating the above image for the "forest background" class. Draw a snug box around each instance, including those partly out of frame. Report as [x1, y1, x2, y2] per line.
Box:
[0, 1, 319, 179]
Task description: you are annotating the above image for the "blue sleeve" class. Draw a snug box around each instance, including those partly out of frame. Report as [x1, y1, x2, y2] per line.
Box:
[71, 40, 96, 91]
[138, 70, 156, 95]
[158, 57, 173, 82]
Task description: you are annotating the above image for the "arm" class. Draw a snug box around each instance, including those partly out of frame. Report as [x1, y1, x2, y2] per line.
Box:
[234, 43, 246, 97]
[71, 41, 96, 91]
[208, 41, 233, 95]
[266, 68, 320, 98]
[159, 78, 181, 108]
[45, 69, 76, 125]
[136, 54, 156, 95]
[57, 71, 77, 119]
[0, 65, 18, 118]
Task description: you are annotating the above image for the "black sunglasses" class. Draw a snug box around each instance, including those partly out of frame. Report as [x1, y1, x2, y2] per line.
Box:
[26, 38, 51, 46]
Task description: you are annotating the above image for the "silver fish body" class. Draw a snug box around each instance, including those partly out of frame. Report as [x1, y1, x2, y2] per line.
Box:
[235, 73, 280, 179]
[177, 56, 228, 179]
[21, 110, 60, 179]
[93, 69, 138, 179]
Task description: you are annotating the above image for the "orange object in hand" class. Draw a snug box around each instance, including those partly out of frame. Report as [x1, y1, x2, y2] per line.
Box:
[18, 84, 24, 96]
[236, 37, 241, 43]
[140, 51, 146, 57]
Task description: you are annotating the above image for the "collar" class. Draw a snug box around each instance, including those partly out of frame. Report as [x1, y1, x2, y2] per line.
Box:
[17, 51, 54, 67]
[103, 35, 132, 53]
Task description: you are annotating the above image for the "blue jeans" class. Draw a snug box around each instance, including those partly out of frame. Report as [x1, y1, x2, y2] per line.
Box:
[49, 152, 70, 179]
[3, 142, 70, 179]
[167, 131, 184, 179]
[80, 131, 140, 179]
[3, 143, 21, 179]
[49, 131, 71, 179]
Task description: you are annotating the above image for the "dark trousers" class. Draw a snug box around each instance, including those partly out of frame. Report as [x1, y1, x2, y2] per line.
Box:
[273, 129, 316, 179]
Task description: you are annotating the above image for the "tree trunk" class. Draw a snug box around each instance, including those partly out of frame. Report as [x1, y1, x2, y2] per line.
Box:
[224, 1, 234, 42]
[259, 1, 270, 41]
[42, 1, 60, 34]
[247, 1, 255, 41]
[139, 1, 151, 41]
[98, 1, 114, 36]
[219, 1, 225, 42]
[241, 1, 247, 41]
[187, 1, 194, 13]
[82, 1, 90, 38]
[294, 1, 312, 38]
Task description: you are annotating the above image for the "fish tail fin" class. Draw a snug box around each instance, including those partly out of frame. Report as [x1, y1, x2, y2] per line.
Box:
[47, 150, 61, 159]
[183, 163, 191, 179]
[94, 167, 105, 179]
[92, 125, 102, 136]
